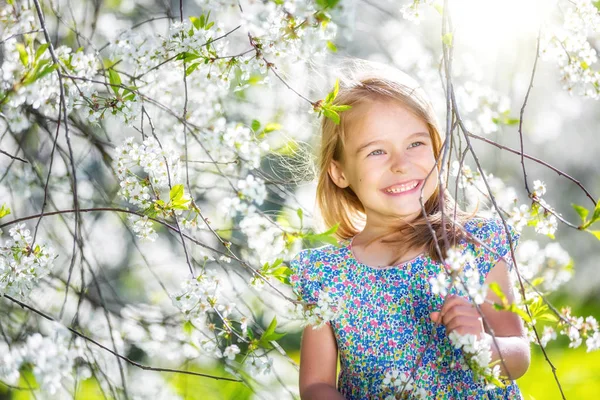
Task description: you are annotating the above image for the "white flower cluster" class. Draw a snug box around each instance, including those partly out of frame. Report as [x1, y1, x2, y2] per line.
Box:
[172, 270, 223, 319]
[400, 0, 436, 25]
[448, 331, 502, 391]
[289, 290, 344, 329]
[429, 248, 488, 304]
[540, 0, 600, 99]
[380, 369, 428, 399]
[115, 136, 182, 208]
[243, 355, 274, 376]
[455, 81, 512, 135]
[0, 325, 83, 395]
[237, 174, 267, 206]
[1, 4, 99, 131]
[540, 325, 558, 347]
[128, 214, 158, 241]
[220, 174, 268, 218]
[0, 223, 57, 298]
[515, 240, 573, 292]
[239, 212, 287, 266]
[232, 0, 338, 64]
[557, 307, 600, 351]
[449, 161, 518, 213]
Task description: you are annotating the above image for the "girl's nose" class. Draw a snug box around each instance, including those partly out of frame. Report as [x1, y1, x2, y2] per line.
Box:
[390, 151, 410, 173]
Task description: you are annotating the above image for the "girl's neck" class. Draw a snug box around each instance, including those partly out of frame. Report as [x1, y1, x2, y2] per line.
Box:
[351, 226, 425, 268]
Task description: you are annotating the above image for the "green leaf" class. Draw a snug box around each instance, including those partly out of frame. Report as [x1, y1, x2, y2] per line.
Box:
[35, 62, 57, 81]
[190, 16, 202, 30]
[260, 316, 278, 341]
[306, 224, 339, 247]
[442, 33, 453, 47]
[591, 200, 600, 224]
[108, 69, 122, 95]
[588, 230, 600, 240]
[16, 43, 29, 66]
[0, 204, 11, 219]
[538, 313, 559, 323]
[329, 104, 352, 112]
[316, 0, 341, 9]
[297, 208, 303, 223]
[572, 203, 589, 223]
[35, 44, 49, 61]
[326, 40, 337, 52]
[332, 78, 340, 100]
[322, 108, 340, 125]
[263, 122, 281, 133]
[531, 277, 544, 287]
[251, 119, 261, 132]
[185, 63, 200, 76]
[489, 282, 507, 303]
[170, 184, 185, 202]
[509, 304, 532, 323]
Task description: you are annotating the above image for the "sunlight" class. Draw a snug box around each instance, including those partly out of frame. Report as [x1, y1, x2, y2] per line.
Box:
[450, 0, 555, 51]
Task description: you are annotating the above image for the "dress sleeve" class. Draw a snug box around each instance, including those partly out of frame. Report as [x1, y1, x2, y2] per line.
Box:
[289, 249, 322, 305]
[465, 217, 520, 278]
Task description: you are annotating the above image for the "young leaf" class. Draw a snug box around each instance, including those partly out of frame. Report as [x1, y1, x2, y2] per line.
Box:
[442, 33, 453, 46]
[322, 108, 340, 125]
[108, 69, 122, 95]
[251, 119, 261, 132]
[35, 44, 49, 61]
[0, 204, 11, 219]
[16, 43, 29, 66]
[260, 316, 278, 341]
[588, 230, 600, 240]
[185, 63, 200, 76]
[170, 184, 185, 202]
[572, 203, 589, 223]
[326, 40, 337, 52]
[591, 200, 600, 224]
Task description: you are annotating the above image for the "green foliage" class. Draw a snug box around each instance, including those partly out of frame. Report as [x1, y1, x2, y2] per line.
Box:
[0, 203, 11, 219]
[303, 223, 340, 247]
[313, 78, 352, 125]
[258, 316, 286, 349]
[108, 68, 122, 95]
[316, 0, 341, 9]
[571, 199, 600, 240]
[259, 258, 292, 285]
[518, 346, 600, 399]
[442, 32, 453, 47]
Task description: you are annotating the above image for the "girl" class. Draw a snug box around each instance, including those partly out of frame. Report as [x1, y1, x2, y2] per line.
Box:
[290, 59, 530, 399]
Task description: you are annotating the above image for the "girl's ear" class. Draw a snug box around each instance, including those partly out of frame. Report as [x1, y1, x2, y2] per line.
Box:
[328, 160, 350, 189]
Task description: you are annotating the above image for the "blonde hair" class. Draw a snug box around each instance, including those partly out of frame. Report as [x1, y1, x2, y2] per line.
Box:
[315, 58, 477, 264]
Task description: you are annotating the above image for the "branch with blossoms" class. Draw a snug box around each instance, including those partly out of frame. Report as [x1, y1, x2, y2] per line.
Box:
[1, 0, 600, 398]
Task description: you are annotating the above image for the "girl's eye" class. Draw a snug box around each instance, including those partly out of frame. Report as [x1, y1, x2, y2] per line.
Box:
[409, 141, 425, 148]
[368, 149, 385, 156]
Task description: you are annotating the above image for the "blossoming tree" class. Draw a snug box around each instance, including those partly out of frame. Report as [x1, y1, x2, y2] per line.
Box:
[0, 0, 599, 398]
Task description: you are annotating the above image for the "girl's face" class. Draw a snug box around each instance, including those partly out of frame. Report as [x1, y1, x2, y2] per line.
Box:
[328, 99, 439, 226]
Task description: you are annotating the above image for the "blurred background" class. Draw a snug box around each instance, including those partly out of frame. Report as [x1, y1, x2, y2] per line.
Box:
[0, 0, 599, 399]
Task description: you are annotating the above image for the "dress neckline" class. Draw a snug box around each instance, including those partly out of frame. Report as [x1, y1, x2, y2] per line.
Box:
[345, 236, 426, 270]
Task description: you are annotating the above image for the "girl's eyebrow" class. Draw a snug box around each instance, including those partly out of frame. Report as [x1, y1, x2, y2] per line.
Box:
[355, 131, 430, 154]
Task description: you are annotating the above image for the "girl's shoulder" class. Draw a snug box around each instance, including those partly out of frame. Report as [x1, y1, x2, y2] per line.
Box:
[288, 241, 347, 304]
[462, 215, 521, 275]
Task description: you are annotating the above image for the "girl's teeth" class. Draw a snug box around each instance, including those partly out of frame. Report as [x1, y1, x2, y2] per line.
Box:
[386, 181, 418, 193]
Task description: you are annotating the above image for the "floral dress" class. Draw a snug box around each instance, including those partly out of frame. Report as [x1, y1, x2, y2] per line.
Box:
[290, 217, 524, 400]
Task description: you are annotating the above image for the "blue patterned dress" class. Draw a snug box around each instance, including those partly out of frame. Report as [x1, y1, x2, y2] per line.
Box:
[290, 217, 524, 399]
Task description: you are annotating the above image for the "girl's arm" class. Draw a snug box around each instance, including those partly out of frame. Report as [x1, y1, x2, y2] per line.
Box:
[299, 323, 345, 400]
[479, 258, 531, 380]
[430, 258, 531, 380]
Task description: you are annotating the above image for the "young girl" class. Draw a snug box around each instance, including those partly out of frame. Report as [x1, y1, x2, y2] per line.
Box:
[290, 59, 530, 399]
